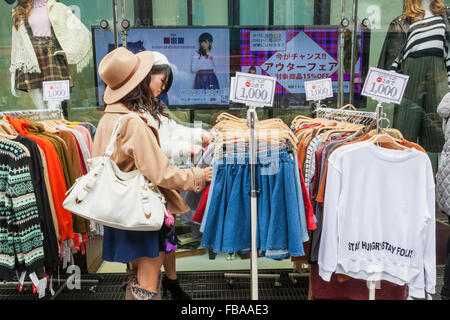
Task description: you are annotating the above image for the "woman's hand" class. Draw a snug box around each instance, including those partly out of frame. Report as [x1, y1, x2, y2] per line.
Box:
[201, 131, 211, 143]
[190, 144, 205, 157]
[203, 167, 213, 183]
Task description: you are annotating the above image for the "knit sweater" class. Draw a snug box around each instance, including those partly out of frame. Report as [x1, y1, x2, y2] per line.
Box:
[391, 15, 450, 88]
[0, 140, 45, 281]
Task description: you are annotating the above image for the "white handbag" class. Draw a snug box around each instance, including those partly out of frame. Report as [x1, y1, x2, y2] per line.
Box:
[63, 114, 168, 231]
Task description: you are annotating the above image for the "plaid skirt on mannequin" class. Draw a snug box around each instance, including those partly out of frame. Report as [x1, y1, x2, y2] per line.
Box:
[14, 20, 72, 92]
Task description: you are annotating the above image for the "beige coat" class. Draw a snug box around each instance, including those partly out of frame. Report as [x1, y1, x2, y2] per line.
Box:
[92, 103, 206, 214]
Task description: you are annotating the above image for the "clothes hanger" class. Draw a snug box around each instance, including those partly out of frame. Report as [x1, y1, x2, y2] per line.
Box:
[367, 133, 410, 150]
[321, 128, 359, 143]
[339, 104, 358, 111]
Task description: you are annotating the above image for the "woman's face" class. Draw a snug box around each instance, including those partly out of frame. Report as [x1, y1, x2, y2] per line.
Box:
[200, 40, 211, 51]
[149, 72, 167, 97]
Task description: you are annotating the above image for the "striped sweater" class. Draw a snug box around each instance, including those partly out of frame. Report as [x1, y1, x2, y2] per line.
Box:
[392, 15, 450, 88]
[0, 140, 44, 281]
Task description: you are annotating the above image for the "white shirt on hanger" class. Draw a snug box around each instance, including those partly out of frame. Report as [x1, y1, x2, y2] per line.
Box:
[318, 141, 436, 299]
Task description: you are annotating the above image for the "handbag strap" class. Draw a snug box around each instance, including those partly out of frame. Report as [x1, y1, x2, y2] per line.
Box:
[104, 113, 141, 158]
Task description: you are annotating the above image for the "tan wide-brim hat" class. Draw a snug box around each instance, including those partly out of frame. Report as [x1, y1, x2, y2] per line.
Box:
[99, 47, 155, 105]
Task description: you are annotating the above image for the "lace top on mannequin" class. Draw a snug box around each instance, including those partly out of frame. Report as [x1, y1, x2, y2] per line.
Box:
[28, 0, 51, 37]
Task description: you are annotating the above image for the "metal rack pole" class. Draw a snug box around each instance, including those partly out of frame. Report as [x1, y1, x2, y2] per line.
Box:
[349, 0, 359, 105]
[247, 104, 259, 300]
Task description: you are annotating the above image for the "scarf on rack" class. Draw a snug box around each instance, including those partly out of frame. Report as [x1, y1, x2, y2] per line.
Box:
[10, 0, 92, 77]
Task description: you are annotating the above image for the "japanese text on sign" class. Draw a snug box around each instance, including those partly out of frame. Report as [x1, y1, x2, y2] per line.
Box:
[260, 31, 339, 94]
[361, 67, 409, 105]
[250, 31, 286, 51]
[230, 72, 276, 107]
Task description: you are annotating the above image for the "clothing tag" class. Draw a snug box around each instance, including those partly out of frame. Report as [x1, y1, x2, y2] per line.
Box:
[61, 241, 70, 269]
[59, 241, 64, 260]
[29, 272, 39, 294]
[37, 278, 47, 299]
[74, 233, 80, 251]
[49, 275, 55, 296]
[18, 271, 26, 292]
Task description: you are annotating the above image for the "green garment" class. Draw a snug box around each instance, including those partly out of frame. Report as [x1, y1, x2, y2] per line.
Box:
[393, 56, 447, 153]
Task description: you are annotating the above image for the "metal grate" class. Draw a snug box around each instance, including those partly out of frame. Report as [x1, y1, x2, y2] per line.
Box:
[0, 266, 445, 300]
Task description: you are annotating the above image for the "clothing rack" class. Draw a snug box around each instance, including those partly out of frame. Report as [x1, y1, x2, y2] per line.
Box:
[314, 106, 377, 125]
[0, 109, 64, 121]
[0, 109, 99, 299]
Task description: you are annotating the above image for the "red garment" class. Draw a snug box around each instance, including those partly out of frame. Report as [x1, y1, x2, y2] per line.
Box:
[192, 184, 210, 224]
[293, 123, 323, 135]
[297, 157, 316, 231]
[310, 264, 407, 300]
[7, 116, 74, 240]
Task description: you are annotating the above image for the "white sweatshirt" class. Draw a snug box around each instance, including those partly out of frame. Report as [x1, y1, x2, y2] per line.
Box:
[318, 141, 436, 299]
[144, 112, 204, 165]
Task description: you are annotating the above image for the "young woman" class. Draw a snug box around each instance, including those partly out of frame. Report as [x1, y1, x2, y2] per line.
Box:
[94, 47, 212, 300]
[191, 32, 220, 90]
[145, 52, 210, 299]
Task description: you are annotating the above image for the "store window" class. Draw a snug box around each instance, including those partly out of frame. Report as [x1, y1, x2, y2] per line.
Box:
[152, 0, 188, 26]
[274, 0, 314, 26]
[240, 0, 269, 26]
[0, 1, 448, 299]
[192, 0, 228, 26]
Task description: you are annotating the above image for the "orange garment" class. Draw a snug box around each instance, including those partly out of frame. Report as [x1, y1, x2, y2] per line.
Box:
[7, 116, 74, 240]
[297, 132, 314, 169]
[315, 136, 426, 204]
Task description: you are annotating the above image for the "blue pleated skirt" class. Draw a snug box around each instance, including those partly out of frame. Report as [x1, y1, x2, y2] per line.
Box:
[200, 150, 306, 259]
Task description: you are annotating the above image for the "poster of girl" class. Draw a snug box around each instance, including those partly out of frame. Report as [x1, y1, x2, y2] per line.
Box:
[191, 32, 220, 90]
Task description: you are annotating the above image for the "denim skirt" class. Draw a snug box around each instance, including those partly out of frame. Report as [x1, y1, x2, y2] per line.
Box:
[201, 150, 305, 259]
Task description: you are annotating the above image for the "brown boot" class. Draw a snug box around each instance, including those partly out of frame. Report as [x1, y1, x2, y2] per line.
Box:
[130, 278, 161, 300]
[125, 264, 137, 300]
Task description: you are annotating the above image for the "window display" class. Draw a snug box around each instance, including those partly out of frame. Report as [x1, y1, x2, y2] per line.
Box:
[0, 0, 448, 302]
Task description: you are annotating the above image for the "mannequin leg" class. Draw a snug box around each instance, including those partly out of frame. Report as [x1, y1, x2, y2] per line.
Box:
[29, 89, 47, 110]
[47, 99, 63, 112]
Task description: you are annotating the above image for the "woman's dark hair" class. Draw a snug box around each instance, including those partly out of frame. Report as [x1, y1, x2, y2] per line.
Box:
[197, 32, 213, 57]
[105, 64, 173, 127]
